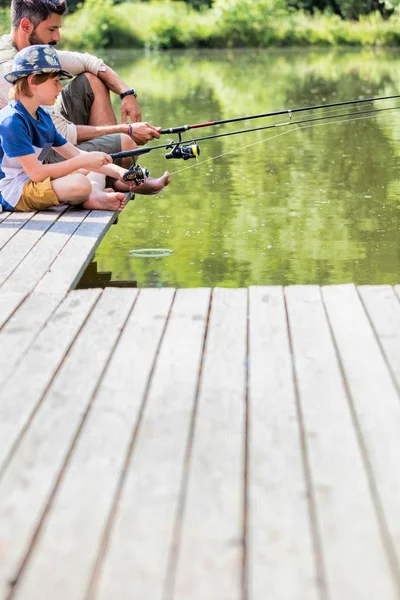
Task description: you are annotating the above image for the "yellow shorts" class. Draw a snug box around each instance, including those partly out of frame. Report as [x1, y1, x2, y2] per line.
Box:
[14, 178, 60, 212]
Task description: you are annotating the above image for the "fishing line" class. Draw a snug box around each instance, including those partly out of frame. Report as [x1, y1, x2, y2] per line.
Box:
[167, 128, 296, 176]
[167, 107, 400, 176]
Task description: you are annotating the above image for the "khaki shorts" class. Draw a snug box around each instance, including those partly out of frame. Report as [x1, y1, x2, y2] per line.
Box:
[44, 73, 122, 164]
[15, 178, 60, 212]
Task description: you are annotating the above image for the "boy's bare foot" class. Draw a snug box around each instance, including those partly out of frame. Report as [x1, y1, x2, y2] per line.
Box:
[82, 190, 126, 212]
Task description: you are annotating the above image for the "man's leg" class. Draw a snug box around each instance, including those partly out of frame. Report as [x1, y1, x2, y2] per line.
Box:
[85, 72, 118, 126]
[55, 72, 117, 127]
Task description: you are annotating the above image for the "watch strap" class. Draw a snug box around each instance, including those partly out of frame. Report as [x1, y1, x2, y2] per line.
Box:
[120, 88, 137, 100]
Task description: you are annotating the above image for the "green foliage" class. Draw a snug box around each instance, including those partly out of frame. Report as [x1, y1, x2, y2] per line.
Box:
[288, 0, 400, 18]
[62, 0, 141, 49]
[0, 0, 395, 49]
[212, 0, 288, 45]
[66, 0, 83, 12]
[0, 7, 8, 32]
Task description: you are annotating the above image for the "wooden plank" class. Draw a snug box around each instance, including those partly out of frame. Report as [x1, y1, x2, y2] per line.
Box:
[0, 292, 27, 330]
[0, 289, 102, 473]
[322, 283, 400, 586]
[0, 209, 89, 295]
[173, 288, 247, 600]
[0, 208, 66, 287]
[247, 287, 319, 600]
[0, 210, 10, 223]
[0, 291, 65, 391]
[35, 210, 118, 294]
[358, 286, 400, 392]
[286, 285, 397, 600]
[0, 288, 136, 600]
[93, 288, 211, 600]
[10, 289, 175, 600]
[0, 211, 35, 250]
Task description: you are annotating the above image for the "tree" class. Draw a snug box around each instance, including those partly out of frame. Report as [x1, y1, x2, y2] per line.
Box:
[287, 0, 399, 18]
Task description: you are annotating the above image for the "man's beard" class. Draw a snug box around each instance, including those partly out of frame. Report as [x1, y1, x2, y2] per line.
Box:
[28, 28, 57, 46]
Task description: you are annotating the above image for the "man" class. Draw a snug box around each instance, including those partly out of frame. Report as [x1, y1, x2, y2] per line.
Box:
[0, 0, 162, 164]
[0, 45, 170, 213]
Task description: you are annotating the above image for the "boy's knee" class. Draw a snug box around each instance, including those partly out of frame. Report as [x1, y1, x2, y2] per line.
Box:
[67, 174, 92, 200]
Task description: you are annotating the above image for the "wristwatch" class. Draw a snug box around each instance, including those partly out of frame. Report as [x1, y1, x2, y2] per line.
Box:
[120, 88, 137, 100]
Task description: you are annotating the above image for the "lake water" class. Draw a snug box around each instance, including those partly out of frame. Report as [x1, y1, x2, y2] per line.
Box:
[81, 47, 400, 288]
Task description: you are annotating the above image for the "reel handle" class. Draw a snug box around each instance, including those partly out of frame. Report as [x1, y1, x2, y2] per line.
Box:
[123, 164, 149, 185]
[165, 143, 200, 160]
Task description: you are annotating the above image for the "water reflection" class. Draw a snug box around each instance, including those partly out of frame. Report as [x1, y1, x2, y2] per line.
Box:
[90, 48, 400, 287]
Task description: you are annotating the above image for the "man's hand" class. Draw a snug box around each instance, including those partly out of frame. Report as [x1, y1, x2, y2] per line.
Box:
[125, 122, 162, 145]
[121, 95, 142, 123]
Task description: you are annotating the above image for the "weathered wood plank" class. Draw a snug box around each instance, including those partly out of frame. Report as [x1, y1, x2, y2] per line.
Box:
[0, 209, 89, 295]
[0, 210, 10, 223]
[0, 292, 27, 330]
[286, 285, 397, 600]
[0, 289, 136, 600]
[0, 291, 65, 390]
[0, 211, 35, 250]
[358, 285, 400, 392]
[0, 208, 66, 287]
[247, 286, 319, 600]
[11, 289, 175, 600]
[35, 210, 117, 294]
[322, 283, 400, 587]
[93, 288, 211, 600]
[0, 289, 101, 473]
[173, 288, 247, 600]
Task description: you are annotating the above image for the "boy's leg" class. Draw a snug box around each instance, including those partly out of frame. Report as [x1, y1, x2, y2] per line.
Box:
[14, 178, 61, 211]
[14, 175, 126, 213]
[52, 172, 126, 212]
[81, 172, 126, 211]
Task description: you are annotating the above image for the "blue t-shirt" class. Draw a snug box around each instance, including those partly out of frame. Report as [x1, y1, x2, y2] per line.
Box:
[0, 100, 67, 209]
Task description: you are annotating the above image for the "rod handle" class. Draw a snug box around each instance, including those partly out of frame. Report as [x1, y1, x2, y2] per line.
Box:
[160, 125, 190, 134]
[109, 147, 151, 160]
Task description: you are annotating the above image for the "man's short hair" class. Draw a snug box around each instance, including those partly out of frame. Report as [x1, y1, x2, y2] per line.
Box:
[11, 0, 67, 29]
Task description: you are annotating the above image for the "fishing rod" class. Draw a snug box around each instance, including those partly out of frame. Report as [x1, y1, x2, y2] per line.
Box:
[110, 95, 400, 183]
[159, 94, 400, 134]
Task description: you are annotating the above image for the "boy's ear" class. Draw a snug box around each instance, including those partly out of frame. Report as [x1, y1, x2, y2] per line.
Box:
[20, 18, 34, 35]
[27, 74, 36, 88]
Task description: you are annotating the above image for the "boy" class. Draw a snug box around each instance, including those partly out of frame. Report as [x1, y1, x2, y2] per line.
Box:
[0, 44, 170, 213]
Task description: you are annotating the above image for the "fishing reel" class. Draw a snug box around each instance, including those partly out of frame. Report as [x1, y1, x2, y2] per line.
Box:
[165, 142, 200, 160]
[123, 164, 149, 185]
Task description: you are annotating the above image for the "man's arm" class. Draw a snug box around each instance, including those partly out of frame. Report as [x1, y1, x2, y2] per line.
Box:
[50, 108, 161, 146]
[57, 50, 142, 123]
[97, 65, 141, 124]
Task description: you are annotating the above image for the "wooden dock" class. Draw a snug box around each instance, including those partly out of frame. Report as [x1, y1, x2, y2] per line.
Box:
[1, 207, 400, 600]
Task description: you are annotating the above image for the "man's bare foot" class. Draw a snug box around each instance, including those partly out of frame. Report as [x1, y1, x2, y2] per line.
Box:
[82, 190, 126, 212]
[129, 172, 171, 195]
[112, 172, 170, 195]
